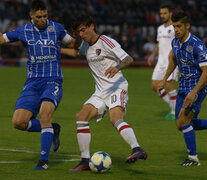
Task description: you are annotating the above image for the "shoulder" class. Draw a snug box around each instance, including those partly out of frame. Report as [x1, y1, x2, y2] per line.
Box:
[157, 24, 164, 30]
[99, 35, 119, 49]
[48, 20, 64, 30]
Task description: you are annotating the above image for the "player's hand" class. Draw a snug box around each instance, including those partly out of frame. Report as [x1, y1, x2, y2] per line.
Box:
[105, 66, 119, 78]
[183, 91, 197, 108]
[156, 80, 165, 94]
[147, 55, 154, 66]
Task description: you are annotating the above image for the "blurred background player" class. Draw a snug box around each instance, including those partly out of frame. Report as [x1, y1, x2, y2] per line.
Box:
[158, 11, 207, 166]
[61, 14, 148, 171]
[0, 0, 75, 170]
[148, 4, 178, 120]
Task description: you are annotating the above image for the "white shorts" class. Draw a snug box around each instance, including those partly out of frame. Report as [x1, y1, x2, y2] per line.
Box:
[84, 88, 128, 121]
[152, 63, 178, 81]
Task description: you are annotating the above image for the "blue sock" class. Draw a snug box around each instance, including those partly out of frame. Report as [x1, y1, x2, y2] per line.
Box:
[192, 118, 207, 130]
[181, 124, 196, 156]
[26, 119, 41, 132]
[40, 127, 54, 161]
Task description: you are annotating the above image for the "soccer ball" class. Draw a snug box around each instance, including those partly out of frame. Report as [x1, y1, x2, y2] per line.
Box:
[89, 151, 112, 173]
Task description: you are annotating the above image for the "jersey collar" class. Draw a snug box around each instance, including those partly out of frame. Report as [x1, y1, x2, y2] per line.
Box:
[31, 19, 49, 31]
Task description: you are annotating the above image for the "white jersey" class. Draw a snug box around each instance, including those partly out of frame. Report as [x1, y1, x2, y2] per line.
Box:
[157, 24, 175, 67]
[79, 35, 128, 95]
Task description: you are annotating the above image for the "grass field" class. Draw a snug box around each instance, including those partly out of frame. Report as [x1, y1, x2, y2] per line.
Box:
[0, 67, 207, 180]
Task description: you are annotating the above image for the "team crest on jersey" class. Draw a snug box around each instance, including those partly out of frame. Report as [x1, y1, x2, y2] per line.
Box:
[168, 30, 171, 34]
[96, 49, 101, 56]
[186, 45, 193, 53]
[47, 26, 55, 32]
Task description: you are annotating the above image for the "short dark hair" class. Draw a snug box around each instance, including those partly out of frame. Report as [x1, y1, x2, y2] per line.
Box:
[30, 0, 47, 12]
[72, 14, 95, 31]
[171, 10, 190, 24]
[160, 4, 172, 12]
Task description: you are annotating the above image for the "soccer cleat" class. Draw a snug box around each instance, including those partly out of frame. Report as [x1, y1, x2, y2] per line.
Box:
[33, 160, 49, 170]
[179, 158, 200, 166]
[165, 111, 175, 120]
[126, 147, 148, 163]
[69, 158, 90, 172]
[52, 123, 61, 152]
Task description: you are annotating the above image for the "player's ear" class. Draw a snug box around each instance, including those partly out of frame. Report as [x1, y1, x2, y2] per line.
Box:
[90, 24, 95, 30]
[30, 11, 34, 19]
[186, 23, 190, 30]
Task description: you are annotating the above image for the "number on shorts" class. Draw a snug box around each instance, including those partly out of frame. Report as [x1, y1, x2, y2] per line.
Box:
[53, 86, 59, 96]
[111, 95, 117, 104]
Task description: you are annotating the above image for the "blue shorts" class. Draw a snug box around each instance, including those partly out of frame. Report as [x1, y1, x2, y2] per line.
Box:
[175, 89, 207, 119]
[15, 77, 63, 118]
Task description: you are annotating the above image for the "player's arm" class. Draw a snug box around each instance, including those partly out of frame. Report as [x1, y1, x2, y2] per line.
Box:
[147, 43, 158, 66]
[105, 55, 133, 78]
[60, 48, 83, 58]
[183, 65, 207, 108]
[157, 53, 177, 92]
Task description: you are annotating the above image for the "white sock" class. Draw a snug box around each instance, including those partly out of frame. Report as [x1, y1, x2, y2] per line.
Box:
[77, 121, 91, 159]
[158, 88, 170, 105]
[114, 120, 139, 149]
[168, 89, 177, 114]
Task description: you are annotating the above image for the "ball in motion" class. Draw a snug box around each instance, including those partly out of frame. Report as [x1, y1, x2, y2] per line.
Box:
[89, 151, 112, 173]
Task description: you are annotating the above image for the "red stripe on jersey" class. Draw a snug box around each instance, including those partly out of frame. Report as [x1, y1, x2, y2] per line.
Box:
[119, 125, 131, 132]
[120, 89, 127, 108]
[170, 95, 177, 100]
[77, 129, 90, 133]
[100, 36, 115, 49]
[160, 91, 167, 98]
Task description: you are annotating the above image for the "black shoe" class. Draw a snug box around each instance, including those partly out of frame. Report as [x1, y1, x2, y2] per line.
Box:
[126, 147, 148, 163]
[52, 123, 61, 152]
[33, 160, 49, 170]
[178, 158, 200, 166]
[69, 158, 90, 172]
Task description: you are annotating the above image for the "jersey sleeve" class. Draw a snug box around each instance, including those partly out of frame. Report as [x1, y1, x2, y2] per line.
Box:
[195, 41, 207, 67]
[4, 26, 22, 42]
[56, 23, 72, 44]
[100, 35, 128, 61]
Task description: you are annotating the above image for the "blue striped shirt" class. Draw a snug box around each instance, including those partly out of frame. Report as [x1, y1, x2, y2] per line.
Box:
[4, 20, 69, 79]
[172, 33, 207, 92]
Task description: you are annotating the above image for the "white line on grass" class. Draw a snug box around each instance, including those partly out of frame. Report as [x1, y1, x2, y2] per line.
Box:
[0, 159, 80, 164]
[0, 148, 80, 157]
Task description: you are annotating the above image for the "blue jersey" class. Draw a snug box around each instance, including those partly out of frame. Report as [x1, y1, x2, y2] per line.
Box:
[4, 20, 69, 79]
[172, 33, 207, 93]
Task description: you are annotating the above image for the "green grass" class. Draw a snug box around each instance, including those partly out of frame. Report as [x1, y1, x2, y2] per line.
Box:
[0, 67, 207, 180]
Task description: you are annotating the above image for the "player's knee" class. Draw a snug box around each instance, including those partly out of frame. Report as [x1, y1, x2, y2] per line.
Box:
[76, 112, 86, 122]
[151, 84, 157, 92]
[12, 116, 27, 130]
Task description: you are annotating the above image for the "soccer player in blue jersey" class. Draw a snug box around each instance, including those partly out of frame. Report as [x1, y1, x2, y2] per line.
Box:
[158, 11, 207, 166]
[0, 0, 75, 170]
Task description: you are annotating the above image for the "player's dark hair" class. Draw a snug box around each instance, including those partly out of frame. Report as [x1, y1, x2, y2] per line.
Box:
[72, 14, 95, 31]
[171, 10, 190, 24]
[160, 4, 172, 12]
[30, 0, 47, 12]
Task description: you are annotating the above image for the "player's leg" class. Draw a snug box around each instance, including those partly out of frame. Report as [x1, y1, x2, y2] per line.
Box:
[33, 101, 55, 170]
[34, 79, 63, 170]
[176, 108, 200, 166]
[152, 65, 171, 108]
[12, 83, 42, 132]
[109, 107, 147, 163]
[165, 79, 177, 120]
[69, 103, 99, 172]
[176, 90, 206, 166]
